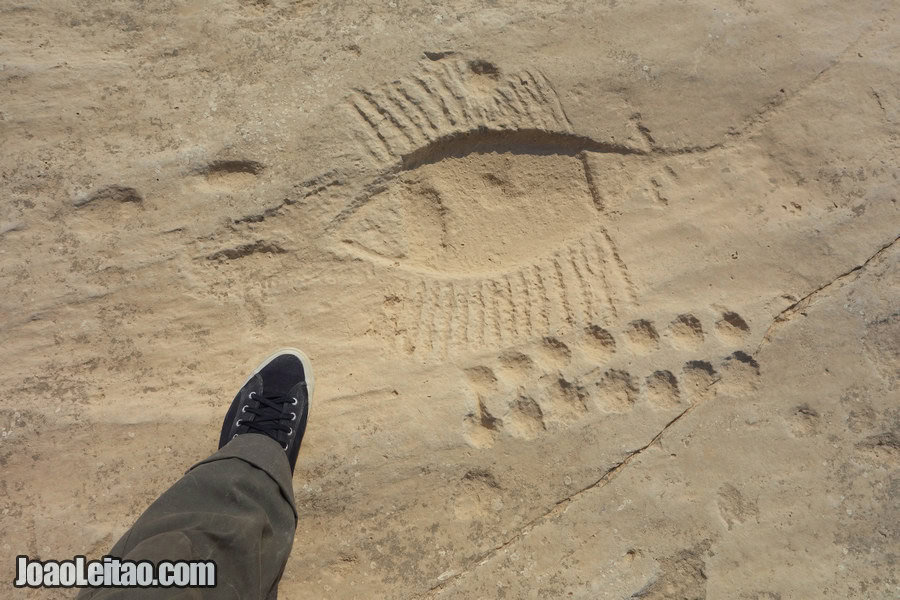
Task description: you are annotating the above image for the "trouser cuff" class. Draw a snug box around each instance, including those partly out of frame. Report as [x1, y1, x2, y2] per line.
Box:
[190, 433, 297, 520]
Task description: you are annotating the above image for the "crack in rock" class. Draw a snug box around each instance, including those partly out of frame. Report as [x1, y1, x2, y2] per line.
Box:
[758, 234, 899, 352]
[421, 378, 721, 598]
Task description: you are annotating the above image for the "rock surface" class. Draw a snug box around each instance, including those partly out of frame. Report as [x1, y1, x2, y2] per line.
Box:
[1, 1, 897, 598]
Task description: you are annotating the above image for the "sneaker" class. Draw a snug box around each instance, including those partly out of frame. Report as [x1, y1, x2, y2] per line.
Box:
[219, 348, 314, 472]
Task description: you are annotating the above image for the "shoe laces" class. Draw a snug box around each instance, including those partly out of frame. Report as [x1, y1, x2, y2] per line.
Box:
[236, 390, 299, 450]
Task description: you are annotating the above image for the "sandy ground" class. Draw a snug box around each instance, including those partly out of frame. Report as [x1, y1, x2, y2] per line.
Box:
[1, 0, 898, 598]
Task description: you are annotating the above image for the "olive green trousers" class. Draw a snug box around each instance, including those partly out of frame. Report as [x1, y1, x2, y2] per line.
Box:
[78, 434, 297, 599]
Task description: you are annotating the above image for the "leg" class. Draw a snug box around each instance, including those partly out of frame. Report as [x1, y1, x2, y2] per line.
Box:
[79, 434, 296, 600]
[79, 349, 314, 599]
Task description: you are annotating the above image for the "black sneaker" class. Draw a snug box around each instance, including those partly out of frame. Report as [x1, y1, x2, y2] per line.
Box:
[219, 348, 314, 472]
